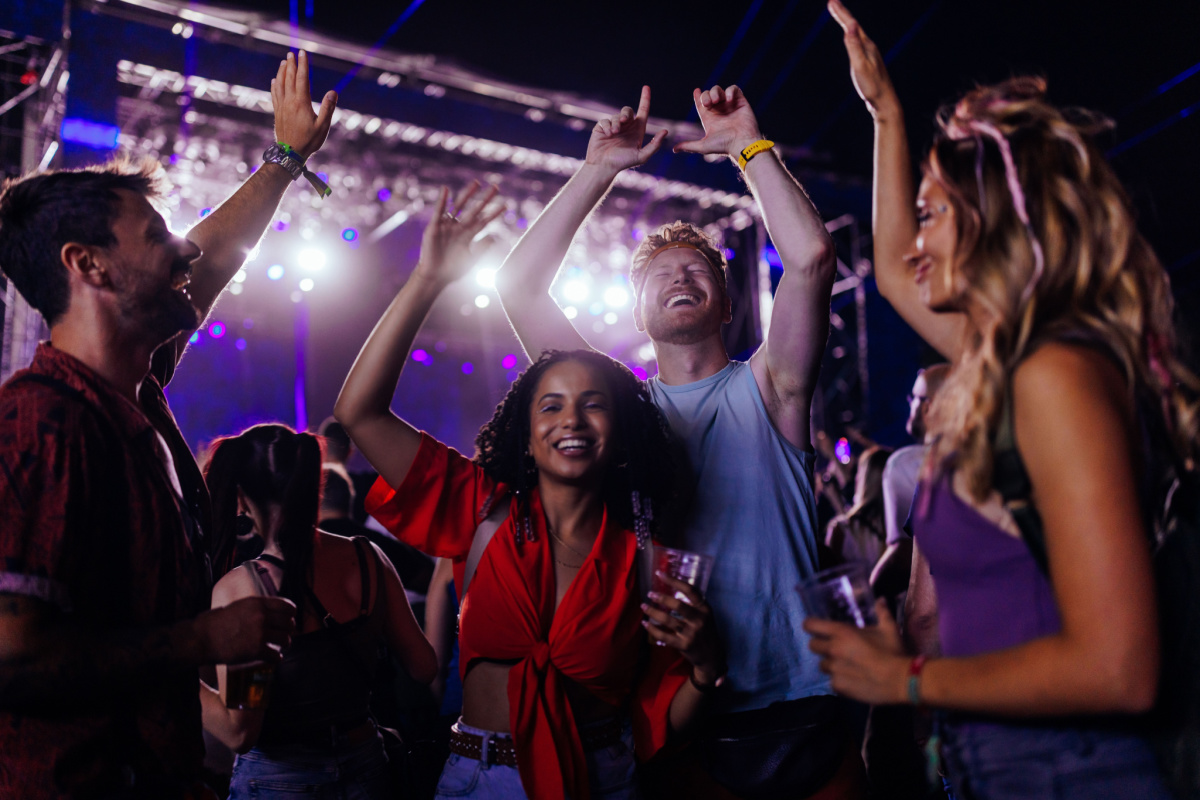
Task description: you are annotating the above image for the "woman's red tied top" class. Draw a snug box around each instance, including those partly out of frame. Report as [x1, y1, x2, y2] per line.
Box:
[366, 433, 688, 800]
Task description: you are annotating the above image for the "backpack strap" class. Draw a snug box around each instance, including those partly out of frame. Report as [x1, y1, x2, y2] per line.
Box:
[462, 492, 511, 598]
[992, 389, 1050, 575]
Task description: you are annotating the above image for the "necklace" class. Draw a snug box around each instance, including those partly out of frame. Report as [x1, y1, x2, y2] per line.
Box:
[553, 556, 584, 569]
[546, 520, 590, 569]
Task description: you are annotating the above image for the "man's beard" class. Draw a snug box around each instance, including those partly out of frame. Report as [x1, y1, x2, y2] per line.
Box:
[643, 308, 723, 346]
[120, 280, 200, 346]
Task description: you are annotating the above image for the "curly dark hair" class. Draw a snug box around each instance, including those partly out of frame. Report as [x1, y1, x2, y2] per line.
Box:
[474, 349, 676, 541]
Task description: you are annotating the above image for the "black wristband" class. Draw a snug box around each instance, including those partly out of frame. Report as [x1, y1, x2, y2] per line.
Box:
[689, 671, 726, 694]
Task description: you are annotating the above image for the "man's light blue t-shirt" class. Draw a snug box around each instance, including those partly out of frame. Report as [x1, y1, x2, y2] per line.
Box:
[648, 360, 831, 713]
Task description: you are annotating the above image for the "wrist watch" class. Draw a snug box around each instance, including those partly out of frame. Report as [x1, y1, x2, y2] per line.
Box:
[262, 143, 305, 181]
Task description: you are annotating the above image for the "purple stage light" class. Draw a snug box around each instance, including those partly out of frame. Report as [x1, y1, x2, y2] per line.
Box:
[835, 437, 852, 464]
[274, 220, 290, 232]
[61, 118, 120, 149]
[501, 354, 518, 370]
[506, 370, 518, 382]
[764, 245, 783, 268]
[199, 207, 213, 218]
[235, 338, 247, 351]
[723, 248, 735, 259]
[461, 362, 474, 375]
[377, 187, 392, 202]
[412, 349, 429, 363]
[209, 321, 226, 339]
[317, 171, 328, 182]
[631, 366, 648, 380]
[342, 228, 358, 242]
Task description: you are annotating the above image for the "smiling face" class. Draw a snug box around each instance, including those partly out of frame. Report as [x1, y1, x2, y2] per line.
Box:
[905, 176, 964, 313]
[103, 189, 201, 344]
[527, 359, 616, 488]
[633, 247, 731, 345]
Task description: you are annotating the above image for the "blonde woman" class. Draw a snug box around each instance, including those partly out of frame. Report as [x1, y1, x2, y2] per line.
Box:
[806, 2, 1200, 798]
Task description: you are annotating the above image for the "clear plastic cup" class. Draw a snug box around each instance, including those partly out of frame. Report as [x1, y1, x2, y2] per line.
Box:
[797, 563, 878, 628]
[650, 545, 715, 601]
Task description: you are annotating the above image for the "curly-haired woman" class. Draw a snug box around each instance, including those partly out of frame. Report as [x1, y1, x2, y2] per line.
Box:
[802, 3, 1200, 798]
[334, 182, 725, 800]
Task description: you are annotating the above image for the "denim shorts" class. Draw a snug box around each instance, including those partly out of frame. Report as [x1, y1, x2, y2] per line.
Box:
[228, 734, 391, 799]
[434, 719, 637, 800]
[938, 717, 1172, 800]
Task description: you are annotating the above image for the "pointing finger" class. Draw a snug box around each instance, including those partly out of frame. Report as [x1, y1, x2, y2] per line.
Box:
[636, 85, 652, 120]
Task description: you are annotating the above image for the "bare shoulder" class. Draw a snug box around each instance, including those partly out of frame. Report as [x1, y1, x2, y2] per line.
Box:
[212, 564, 258, 608]
[1012, 341, 1129, 415]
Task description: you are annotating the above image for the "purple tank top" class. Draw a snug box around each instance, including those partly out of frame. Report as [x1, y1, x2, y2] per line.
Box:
[912, 477, 1062, 658]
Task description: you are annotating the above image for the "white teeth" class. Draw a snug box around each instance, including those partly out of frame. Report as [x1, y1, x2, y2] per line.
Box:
[555, 438, 590, 450]
[666, 294, 698, 308]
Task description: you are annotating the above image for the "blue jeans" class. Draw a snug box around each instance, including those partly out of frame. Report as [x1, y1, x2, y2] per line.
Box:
[229, 735, 391, 799]
[939, 718, 1172, 800]
[434, 719, 636, 800]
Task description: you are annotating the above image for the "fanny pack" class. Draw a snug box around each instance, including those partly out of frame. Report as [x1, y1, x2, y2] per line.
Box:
[699, 695, 846, 800]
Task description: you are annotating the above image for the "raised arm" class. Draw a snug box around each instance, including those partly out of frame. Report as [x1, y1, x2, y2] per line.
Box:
[675, 86, 835, 451]
[495, 86, 668, 360]
[829, 0, 966, 360]
[156, 51, 336, 379]
[334, 184, 503, 489]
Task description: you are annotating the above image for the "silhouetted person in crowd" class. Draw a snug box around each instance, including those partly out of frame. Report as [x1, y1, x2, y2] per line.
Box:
[0, 51, 334, 798]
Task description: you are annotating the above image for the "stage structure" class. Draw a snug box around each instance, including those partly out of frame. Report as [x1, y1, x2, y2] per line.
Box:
[0, 0, 877, 454]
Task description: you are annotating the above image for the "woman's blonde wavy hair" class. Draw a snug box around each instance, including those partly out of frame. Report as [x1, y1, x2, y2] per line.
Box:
[923, 76, 1200, 500]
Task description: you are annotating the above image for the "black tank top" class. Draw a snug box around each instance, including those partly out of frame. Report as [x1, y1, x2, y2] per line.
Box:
[251, 537, 386, 747]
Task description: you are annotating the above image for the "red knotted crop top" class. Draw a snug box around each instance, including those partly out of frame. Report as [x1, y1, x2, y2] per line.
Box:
[366, 433, 688, 800]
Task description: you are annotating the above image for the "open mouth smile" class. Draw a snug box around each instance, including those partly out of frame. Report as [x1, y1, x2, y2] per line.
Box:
[663, 292, 701, 308]
[553, 437, 595, 455]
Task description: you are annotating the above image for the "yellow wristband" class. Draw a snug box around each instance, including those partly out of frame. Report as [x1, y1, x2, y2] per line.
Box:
[737, 139, 775, 170]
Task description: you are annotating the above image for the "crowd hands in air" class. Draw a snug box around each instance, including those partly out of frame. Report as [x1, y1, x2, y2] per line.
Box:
[1, 1, 1199, 799]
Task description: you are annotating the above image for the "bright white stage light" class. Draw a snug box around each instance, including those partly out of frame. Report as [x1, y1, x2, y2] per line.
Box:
[562, 280, 589, 303]
[603, 286, 629, 308]
[476, 268, 497, 288]
[604, 311, 618, 325]
[638, 342, 656, 362]
[474, 294, 491, 308]
[563, 306, 578, 319]
[299, 278, 315, 292]
[298, 248, 326, 272]
[233, 269, 247, 283]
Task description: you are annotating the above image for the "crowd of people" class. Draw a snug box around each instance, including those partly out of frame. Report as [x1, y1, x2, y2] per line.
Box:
[1, 1, 1198, 798]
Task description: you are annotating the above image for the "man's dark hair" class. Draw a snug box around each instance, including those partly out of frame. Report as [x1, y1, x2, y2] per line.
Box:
[0, 158, 169, 326]
[321, 468, 353, 516]
[318, 416, 352, 463]
[474, 349, 677, 540]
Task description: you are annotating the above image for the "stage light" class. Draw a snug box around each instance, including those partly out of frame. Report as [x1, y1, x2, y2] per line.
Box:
[474, 294, 490, 308]
[724, 248, 735, 260]
[632, 366, 648, 380]
[507, 370, 519, 382]
[341, 228, 358, 242]
[290, 290, 303, 303]
[638, 342, 656, 362]
[589, 302, 604, 316]
[563, 306, 578, 319]
[603, 286, 629, 308]
[835, 437, 852, 465]
[461, 362, 474, 375]
[609, 247, 628, 268]
[603, 312, 618, 325]
[562, 280, 589, 303]
[61, 118, 120, 149]
[233, 269, 247, 283]
[298, 248, 326, 272]
[475, 268, 496, 288]
[299, 278, 315, 292]
[229, 283, 244, 295]
[209, 321, 226, 338]
[412, 349, 429, 362]
[377, 187, 392, 202]
[267, 264, 285, 280]
[501, 354, 518, 369]
[235, 338, 247, 351]
[188, 332, 200, 344]
[274, 220, 289, 232]
[199, 207, 213, 218]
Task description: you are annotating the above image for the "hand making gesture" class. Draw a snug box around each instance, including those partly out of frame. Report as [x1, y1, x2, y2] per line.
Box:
[585, 85, 669, 174]
[674, 84, 764, 161]
[828, 0, 900, 119]
[413, 181, 505, 286]
[270, 50, 338, 160]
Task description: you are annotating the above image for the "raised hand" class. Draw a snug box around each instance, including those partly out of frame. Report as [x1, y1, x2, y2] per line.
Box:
[804, 598, 910, 705]
[642, 572, 726, 686]
[584, 85, 669, 174]
[271, 50, 338, 160]
[195, 596, 297, 665]
[413, 182, 505, 286]
[828, 0, 899, 119]
[674, 85, 764, 160]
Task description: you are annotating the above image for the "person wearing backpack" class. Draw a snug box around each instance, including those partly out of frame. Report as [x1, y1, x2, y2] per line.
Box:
[334, 182, 726, 800]
[803, 3, 1200, 799]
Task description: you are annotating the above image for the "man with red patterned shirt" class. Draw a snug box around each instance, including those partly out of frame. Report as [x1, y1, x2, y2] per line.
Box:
[0, 52, 335, 798]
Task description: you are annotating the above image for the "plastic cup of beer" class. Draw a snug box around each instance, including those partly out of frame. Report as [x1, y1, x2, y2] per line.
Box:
[650, 545, 715, 601]
[224, 661, 275, 710]
[797, 563, 878, 628]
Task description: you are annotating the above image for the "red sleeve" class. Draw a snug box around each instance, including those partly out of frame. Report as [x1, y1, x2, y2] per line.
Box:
[0, 384, 102, 612]
[630, 645, 691, 762]
[364, 432, 502, 560]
